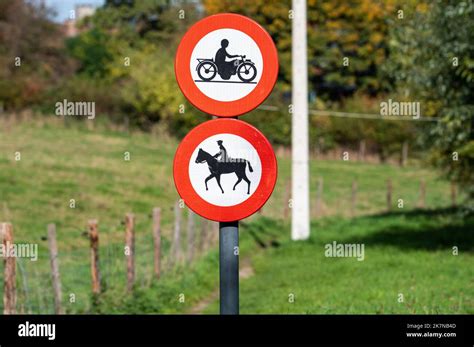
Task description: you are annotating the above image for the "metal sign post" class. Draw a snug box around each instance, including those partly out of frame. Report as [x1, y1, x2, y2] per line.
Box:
[219, 221, 239, 314]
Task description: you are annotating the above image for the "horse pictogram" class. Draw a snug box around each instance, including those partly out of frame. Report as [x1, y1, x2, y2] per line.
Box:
[195, 141, 254, 194]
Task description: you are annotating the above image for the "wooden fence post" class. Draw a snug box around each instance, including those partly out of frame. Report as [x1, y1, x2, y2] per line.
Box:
[152, 207, 161, 280]
[451, 181, 457, 207]
[200, 218, 209, 254]
[212, 221, 219, 246]
[125, 213, 135, 292]
[358, 140, 366, 162]
[283, 178, 291, 220]
[1, 223, 16, 314]
[88, 220, 101, 295]
[187, 209, 195, 264]
[351, 180, 357, 217]
[401, 141, 408, 167]
[47, 223, 64, 314]
[318, 138, 325, 159]
[315, 177, 323, 217]
[418, 180, 426, 208]
[386, 179, 393, 212]
[171, 201, 182, 265]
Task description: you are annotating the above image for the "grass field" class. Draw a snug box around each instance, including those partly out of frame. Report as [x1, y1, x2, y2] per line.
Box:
[0, 116, 469, 314]
[205, 211, 474, 314]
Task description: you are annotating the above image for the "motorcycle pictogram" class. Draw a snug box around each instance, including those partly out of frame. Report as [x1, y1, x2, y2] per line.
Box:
[195, 39, 258, 83]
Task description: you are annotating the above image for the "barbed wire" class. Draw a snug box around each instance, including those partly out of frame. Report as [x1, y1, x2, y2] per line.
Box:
[258, 105, 440, 122]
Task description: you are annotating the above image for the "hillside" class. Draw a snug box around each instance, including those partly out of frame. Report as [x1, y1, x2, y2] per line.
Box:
[0, 116, 465, 313]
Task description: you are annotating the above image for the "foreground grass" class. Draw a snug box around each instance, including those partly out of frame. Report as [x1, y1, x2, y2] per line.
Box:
[0, 117, 464, 313]
[205, 209, 474, 314]
[94, 216, 264, 314]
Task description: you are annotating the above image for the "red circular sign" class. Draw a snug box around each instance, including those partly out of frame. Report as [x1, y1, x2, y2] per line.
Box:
[173, 118, 277, 222]
[175, 13, 278, 117]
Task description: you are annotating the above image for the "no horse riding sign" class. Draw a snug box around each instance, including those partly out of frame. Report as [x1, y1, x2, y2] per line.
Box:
[173, 118, 277, 222]
[174, 13, 278, 222]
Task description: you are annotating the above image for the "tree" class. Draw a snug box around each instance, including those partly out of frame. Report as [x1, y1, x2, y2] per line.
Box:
[0, 0, 74, 109]
[385, 0, 474, 199]
[203, 0, 417, 154]
[204, 0, 398, 98]
[120, 46, 198, 132]
[60, 0, 202, 130]
[66, 28, 114, 78]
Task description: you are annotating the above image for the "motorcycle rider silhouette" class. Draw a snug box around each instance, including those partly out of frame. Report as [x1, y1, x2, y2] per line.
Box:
[214, 39, 239, 80]
[195, 38, 258, 82]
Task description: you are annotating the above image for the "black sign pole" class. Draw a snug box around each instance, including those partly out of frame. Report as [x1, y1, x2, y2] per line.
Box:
[219, 220, 239, 314]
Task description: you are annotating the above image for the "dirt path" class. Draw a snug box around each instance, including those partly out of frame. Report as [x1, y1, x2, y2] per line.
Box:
[188, 257, 254, 314]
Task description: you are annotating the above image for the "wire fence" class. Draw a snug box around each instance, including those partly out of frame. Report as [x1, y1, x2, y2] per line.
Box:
[258, 104, 441, 122]
[0, 206, 219, 314]
[0, 173, 460, 314]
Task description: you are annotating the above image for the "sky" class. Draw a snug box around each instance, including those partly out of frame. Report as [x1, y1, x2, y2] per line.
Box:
[42, 0, 105, 22]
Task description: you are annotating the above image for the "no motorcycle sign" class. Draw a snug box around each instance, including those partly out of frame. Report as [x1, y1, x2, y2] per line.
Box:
[173, 118, 277, 222]
[175, 13, 279, 117]
[174, 13, 278, 315]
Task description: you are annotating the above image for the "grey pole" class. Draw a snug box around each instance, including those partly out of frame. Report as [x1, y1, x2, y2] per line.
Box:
[291, 0, 310, 240]
[219, 221, 239, 314]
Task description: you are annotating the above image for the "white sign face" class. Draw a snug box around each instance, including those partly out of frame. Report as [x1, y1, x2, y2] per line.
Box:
[189, 133, 262, 207]
[190, 28, 263, 102]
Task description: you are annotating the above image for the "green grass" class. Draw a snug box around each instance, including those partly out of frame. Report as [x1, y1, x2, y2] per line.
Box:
[0, 116, 467, 314]
[1, 117, 186, 313]
[204, 210, 474, 314]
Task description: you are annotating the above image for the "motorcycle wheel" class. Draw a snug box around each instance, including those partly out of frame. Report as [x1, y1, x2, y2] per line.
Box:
[237, 63, 257, 82]
[197, 62, 217, 81]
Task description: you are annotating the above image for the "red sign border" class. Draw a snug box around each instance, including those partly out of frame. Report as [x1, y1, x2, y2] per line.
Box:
[173, 118, 277, 222]
[175, 13, 279, 117]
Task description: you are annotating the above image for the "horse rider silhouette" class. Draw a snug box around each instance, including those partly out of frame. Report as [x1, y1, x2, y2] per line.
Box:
[195, 145, 254, 195]
[213, 140, 229, 162]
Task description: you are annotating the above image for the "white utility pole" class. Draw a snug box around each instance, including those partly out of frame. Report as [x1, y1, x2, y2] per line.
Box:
[291, 0, 310, 240]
